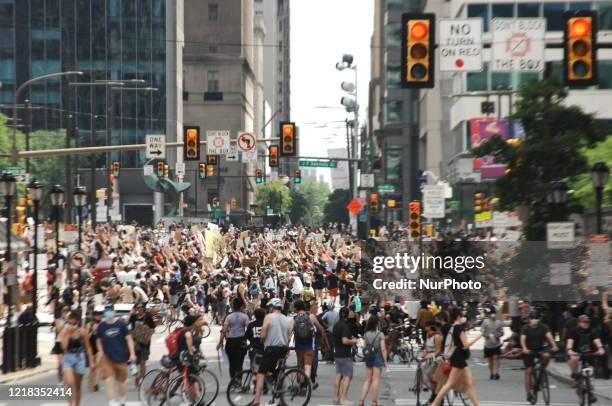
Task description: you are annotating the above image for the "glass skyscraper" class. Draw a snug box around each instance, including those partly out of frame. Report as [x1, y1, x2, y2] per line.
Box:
[0, 0, 168, 168]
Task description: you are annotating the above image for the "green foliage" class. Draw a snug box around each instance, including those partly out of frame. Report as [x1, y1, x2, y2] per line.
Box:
[254, 181, 292, 216]
[293, 180, 330, 226]
[568, 136, 612, 208]
[289, 190, 309, 225]
[324, 189, 351, 224]
[471, 79, 605, 240]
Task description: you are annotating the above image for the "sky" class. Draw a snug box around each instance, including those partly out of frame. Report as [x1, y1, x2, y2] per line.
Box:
[290, 0, 374, 179]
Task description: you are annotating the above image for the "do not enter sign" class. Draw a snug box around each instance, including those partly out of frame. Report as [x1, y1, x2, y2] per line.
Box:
[439, 19, 483, 72]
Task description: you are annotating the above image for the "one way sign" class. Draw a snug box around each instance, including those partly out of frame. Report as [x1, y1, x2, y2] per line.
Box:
[146, 135, 166, 159]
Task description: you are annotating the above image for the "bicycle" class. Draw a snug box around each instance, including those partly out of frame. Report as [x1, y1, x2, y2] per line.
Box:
[575, 352, 599, 406]
[410, 357, 427, 406]
[226, 347, 311, 406]
[165, 352, 206, 406]
[527, 351, 551, 405]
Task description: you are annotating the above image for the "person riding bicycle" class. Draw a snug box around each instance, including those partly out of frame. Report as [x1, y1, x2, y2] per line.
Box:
[520, 309, 558, 404]
[253, 298, 293, 406]
[566, 314, 605, 389]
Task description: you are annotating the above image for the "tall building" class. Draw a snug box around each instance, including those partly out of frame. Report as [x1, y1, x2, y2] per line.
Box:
[0, 0, 183, 225]
[369, 0, 425, 224]
[183, 0, 266, 220]
[419, 0, 612, 227]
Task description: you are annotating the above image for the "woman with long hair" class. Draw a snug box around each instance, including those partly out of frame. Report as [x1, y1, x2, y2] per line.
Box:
[431, 307, 481, 406]
[358, 315, 388, 406]
[60, 312, 93, 406]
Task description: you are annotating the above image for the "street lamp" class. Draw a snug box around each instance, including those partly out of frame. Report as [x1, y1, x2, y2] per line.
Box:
[50, 185, 65, 271]
[591, 161, 610, 234]
[26, 180, 43, 314]
[72, 186, 87, 304]
[1, 172, 16, 373]
[548, 180, 569, 221]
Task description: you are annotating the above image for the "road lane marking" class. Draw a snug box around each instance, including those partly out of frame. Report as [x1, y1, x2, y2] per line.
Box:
[395, 400, 577, 406]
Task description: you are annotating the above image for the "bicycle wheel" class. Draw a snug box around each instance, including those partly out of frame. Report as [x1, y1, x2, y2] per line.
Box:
[166, 374, 206, 406]
[457, 391, 472, 406]
[444, 389, 455, 406]
[412, 366, 423, 406]
[540, 369, 550, 405]
[528, 371, 538, 405]
[226, 370, 256, 406]
[201, 323, 211, 339]
[139, 369, 170, 406]
[199, 368, 219, 406]
[278, 369, 311, 406]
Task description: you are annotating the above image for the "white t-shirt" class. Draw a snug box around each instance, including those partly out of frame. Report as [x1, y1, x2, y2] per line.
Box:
[291, 276, 304, 295]
[133, 286, 149, 304]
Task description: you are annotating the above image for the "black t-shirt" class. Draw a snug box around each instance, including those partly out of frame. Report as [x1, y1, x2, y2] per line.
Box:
[332, 320, 353, 358]
[520, 322, 550, 351]
[246, 319, 264, 352]
[389, 309, 405, 324]
[327, 273, 339, 289]
[568, 327, 598, 353]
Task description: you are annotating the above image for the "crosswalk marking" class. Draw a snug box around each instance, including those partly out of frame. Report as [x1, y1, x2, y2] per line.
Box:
[395, 400, 577, 406]
[386, 364, 417, 372]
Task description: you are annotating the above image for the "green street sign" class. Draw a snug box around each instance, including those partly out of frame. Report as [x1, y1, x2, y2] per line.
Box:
[377, 184, 395, 193]
[298, 160, 338, 169]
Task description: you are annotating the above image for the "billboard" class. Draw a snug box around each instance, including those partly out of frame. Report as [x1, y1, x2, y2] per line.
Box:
[470, 118, 510, 178]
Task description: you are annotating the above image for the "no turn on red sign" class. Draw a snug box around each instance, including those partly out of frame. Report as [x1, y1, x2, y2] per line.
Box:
[439, 19, 483, 72]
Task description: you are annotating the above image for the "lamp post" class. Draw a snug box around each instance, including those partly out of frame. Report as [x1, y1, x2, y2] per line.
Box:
[591, 162, 610, 234]
[50, 185, 65, 270]
[549, 180, 569, 221]
[72, 186, 87, 304]
[26, 180, 43, 314]
[1, 172, 16, 373]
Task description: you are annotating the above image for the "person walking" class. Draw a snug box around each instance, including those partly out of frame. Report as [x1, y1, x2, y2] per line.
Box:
[293, 300, 326, 385]
[217, 297, 250, 378]
[128, 303, 156, 386]
[358, 315, 388, 406]
[95, 304, 136, 406]
[481, 306, 503, 380]
[430, 308, 481, 406]
[333, 306, 358, 405]
[60, 312, 93, 406]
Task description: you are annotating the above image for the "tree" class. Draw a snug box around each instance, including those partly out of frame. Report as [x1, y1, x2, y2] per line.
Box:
[254, 181, 292, 216]
[568, 136, 612, 209]
[288, 189, 309, 224]
[295, 180, 330, 225]
[324, 189, 351, 224]
[472, 79, 605, 240]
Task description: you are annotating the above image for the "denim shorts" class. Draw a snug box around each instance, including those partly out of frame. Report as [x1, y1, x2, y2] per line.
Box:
[63, 352, 87, 375]
[335, 357, 353, 377]
[365, 352, 384, 369]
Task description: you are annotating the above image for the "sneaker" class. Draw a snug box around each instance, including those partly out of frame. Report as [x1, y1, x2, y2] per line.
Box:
[527, 393, 535, 404]
[312, 382, 319, 390]
[495, 374, 500, 380]
[589, 394, 597, 404]
[490, 374, 495, 380]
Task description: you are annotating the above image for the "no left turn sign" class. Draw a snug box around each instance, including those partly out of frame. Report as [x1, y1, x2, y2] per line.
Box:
[70, 251, 88, 269]
[237, 132, 256, 152]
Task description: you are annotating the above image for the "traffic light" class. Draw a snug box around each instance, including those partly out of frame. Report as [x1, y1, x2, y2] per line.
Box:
[207, 154, 218, 166]
[112, 160, 120, 178]
[157, 161, 165, 178]
[387, 199, 396, 208]
[164, 164, 169, 179]
[206, 164, 215, 178]
[199, 163, 206, 179]
[255, 169, 263, 184]
[294, 169, 302, 184]
[184, 126, 200, 161]
[564, 10, 597, 86]
[212, 197, 220, 208]
[231, 198, 237, 209]
[474, 192, 485, 213]
[15, 206, 26, 225]
[401, 13, 435, 89]
[280, 122, 296, 156]
[369, 193, 379, 213]
[408, 201, 421, 241]
[269, 145, 279, 168]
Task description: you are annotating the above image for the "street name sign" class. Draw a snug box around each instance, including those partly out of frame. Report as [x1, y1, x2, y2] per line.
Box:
[492, 18, 545, 72]
[546, 222, 575, 249]
[299, 160, 338, 168]
[207, 130, 231, 155]
[145, 135, 166, 159]
[378, 184, 395, 194]
[439, 19, 483, 72]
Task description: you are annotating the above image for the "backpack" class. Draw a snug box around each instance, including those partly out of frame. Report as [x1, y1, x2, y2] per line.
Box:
[166, 327, 189, 357]
[443, 325, 456, 359]
[294, 314, 314, 344]
[362, 332, 380, 362]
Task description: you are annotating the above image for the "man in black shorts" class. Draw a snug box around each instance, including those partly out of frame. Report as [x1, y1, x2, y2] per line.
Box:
[520, 310, 558, 403]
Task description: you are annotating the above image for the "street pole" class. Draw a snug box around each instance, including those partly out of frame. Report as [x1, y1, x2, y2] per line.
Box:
[77, 205, 82, 301]
[195, 168, 198, 218]
[595, 186, 603, 234]
[90, 84, 96, 227]
[345, 119, 354, 200]
[32, 199, 39, 314]
[106, 88, 112, 223]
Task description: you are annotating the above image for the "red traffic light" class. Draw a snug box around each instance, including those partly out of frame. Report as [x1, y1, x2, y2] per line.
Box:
[410, 21, 429, 41]
[570, 18, 591, 37]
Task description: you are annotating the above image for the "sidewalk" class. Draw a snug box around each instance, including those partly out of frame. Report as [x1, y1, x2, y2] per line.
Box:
[0, 333, 56, 384]
[548, 361, 612, 402]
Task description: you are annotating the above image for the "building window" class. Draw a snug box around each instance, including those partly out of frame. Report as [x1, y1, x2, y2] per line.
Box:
[385, 23, 401, 47]
[208, 70, 219, 91]
[183, 91, 189, 101]
[544, 61, 564, 83]
[492, 4, 514, 18]
[467, 4, 489, 32]
[386, 65, 401, 88]
[386, 0, 402, 12]
[568, 2, 592, 12]
[598, 61, 612, 89]
[599, 2, 612, 30]
[543, 3, 566, 31]
[386, 147, 402, 181]
[492, 72, 511, 90]
[385, 101, 402, 123]
[467, 63, 488, 91]
[208, 35, 218, 53]
[209, 4, 218, 22]
[518, 3, 540, 17]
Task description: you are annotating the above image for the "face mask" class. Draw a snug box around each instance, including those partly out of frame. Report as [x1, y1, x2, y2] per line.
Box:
[459, 317, 467, 324]
[529, 319, 539, 327]
[104, 311, 115, 319]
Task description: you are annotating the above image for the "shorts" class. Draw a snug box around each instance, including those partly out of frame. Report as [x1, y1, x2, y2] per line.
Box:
[259, 346, 288, 374]
[335, 357, 353, 377]
[295, 349, 314, 368]
[170, 295, 179, 307]
[217, 302, 228, 316]
[523, 351, 547, 369]
[365, 352, 384, 369]
[329, 288, 338, 297]
[101, 356, 128, 382]
[136, 343, 150, 363]
[63, 352, 87, 375]
[484, 346, 502, 358]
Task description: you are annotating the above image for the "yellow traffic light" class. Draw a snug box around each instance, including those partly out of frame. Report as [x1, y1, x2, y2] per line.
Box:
[369, 194, 379, 213]
[474, 192, 485, 213]
[402, 13, 435, 89]
[207, 155, 218, 166]
[231, 198, 237, 209]
[269, 145, 279, 167]
[408, 201, 421, 241]
[280, 122, 296, 156]
[184, 126, 200, 161]
[564, 10, 597, 86]
[164, 164, 169, 179]
[206, 164, 215, 177]
[387, 199, 396, 208]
